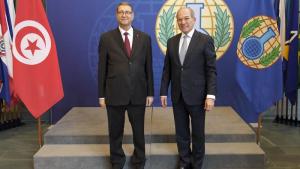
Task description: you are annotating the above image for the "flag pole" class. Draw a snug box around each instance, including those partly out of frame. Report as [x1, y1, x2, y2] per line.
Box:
[37, 117, 43, 147]
[256, 113, 263, 145]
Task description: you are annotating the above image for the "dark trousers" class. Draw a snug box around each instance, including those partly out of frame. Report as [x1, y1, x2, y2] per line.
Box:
[106, 104, 146, 169]
[172, 95, 206, 169]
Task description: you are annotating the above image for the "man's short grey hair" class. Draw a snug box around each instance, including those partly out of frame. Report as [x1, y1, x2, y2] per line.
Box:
[176, 7, 195, 19]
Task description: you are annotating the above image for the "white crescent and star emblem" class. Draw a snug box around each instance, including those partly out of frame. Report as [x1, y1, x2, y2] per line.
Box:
[13, 20, 51, 65]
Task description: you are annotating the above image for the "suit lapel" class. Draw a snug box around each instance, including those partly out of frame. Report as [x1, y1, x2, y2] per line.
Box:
[130, 29, 139, 60]
[113, 28, 128, 59]
[174, 34, 181, 65]
[183, 31, 199, 66]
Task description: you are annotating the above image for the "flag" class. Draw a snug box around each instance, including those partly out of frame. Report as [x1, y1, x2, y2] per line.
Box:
[13, 0, 64, 118]
[0, 61, 10, 103]
[282, 0, 299, 105]
[278, 0, 286, 53]
[0, 0, 13, 103]
[4, 0, 15, 41]
[5, 0, 18, 105]
[234, 0, 283, 122]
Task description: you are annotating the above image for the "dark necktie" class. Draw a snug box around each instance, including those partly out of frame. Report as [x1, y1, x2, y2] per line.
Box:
[124, 32, 131, 57]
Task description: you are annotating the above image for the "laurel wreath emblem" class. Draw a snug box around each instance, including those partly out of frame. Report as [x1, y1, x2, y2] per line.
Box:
[158, 2, 176, 47]
[240, 18, 263, 39]
[158, 2, 232, 54]
[213, 5, 231, 52]
[259, 45, 280, 66]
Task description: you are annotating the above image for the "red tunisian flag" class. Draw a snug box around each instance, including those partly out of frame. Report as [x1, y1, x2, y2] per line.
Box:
[13, 0, 64, 118]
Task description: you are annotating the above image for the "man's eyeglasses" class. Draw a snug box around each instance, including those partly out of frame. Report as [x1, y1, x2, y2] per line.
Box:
[117, 11, 132, 15]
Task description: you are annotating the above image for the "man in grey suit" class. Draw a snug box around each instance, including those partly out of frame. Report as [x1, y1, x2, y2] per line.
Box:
[98, 2, 154, 169]
[160, 7, 217, 169]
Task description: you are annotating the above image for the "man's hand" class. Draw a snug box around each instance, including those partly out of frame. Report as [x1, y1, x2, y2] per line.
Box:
[99, 98, 106, 107]
[161, 96, 167, 108]
[146, 96, 154, 106]
[204, 98, 215, 111]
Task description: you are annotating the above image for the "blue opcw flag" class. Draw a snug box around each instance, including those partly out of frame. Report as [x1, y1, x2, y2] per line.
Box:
[282, 0, 299, 105]
[235, 0, 283, 121]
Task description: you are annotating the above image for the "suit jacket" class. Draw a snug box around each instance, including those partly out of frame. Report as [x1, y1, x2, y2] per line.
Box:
[98, 28, 154, 105]
[160, 30, 217, 105]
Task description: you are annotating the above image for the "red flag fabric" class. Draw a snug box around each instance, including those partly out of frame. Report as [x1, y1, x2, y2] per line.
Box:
[13, 0, 64, 118]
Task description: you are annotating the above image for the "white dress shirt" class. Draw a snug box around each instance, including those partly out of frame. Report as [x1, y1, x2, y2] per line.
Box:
[119, 26, 133, 48]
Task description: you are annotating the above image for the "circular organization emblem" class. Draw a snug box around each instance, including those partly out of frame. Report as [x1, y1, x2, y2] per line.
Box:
[237, 16, 280, 69]
[0, 37, 5, 56]
[13, 20, 51, 65]
[155, 0, 234, 60]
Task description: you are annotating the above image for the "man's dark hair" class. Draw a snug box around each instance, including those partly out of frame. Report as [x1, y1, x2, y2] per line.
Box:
[116, 2, 134, 13]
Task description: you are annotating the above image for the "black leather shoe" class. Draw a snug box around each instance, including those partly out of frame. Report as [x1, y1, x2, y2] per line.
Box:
[179, 165, 192, 169]
[112, 164, 124, 169]
[133, 164, 145, 169]
[135, 166, 144, 169]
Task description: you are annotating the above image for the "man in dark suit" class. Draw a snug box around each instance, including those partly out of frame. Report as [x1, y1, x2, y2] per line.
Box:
[98, 2, 154, 169]
[160, 7, 217, 169]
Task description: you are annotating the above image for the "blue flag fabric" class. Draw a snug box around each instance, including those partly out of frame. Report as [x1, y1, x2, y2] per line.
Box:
[283, 0, 299, 105]
[0, 60, 10, 103]
[234, 0, 283, 122]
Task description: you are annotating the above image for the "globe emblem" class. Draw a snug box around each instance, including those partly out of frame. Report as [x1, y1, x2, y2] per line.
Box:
[243, 38, 262, 59]
[237, 16, 280, 69]
[155, 0, 234, 60]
